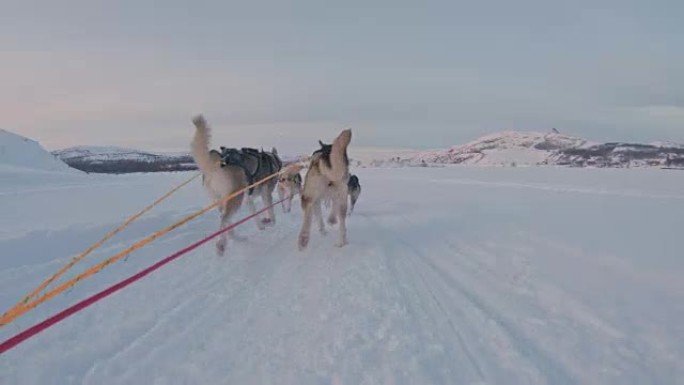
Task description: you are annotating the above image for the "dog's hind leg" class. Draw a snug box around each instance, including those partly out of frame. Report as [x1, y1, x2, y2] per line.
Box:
[313, 199, 326, 235]
[217, 196, 247, 253]
[216, 211, 232, 256]
[261, 189, 276, 226]
[327, 192, 338, 225]
[298, 195, 314, 250]
[332, 188, 348, 247]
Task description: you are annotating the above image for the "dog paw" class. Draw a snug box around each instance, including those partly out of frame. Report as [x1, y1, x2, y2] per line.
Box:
[216, 240, 226, 256]
[298, 234, 310, 250]
[334, 240, 347, 248]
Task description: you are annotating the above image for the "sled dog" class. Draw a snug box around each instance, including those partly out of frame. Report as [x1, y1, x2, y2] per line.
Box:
[347, 174, 361, 215]
[217, 146, 282, 230]
[298, 129, 352, 250]
[190, 115, 249, 256]
[277, 164, 304, 213]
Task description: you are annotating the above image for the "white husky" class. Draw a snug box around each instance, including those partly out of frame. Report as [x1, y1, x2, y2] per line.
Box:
[298, 129, 352, 250]
[190, 115, 249, 256]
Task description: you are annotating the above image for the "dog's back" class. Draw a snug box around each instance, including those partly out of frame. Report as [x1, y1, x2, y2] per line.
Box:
[218, 147, 282, 196]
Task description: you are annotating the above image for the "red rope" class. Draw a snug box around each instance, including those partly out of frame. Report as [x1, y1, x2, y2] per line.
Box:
[0, 197, 287, 355]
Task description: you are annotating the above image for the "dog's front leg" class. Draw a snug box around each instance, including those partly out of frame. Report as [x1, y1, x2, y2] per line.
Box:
[247, 194, 265, 230]
[278, 186, 287, 213]
[285, 194, 293, 213]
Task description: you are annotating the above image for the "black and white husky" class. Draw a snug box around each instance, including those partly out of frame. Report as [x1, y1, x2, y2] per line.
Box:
[298, 129, 352, 250]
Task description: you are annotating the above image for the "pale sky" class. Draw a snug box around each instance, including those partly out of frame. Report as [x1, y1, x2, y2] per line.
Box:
[2, 0, 683, 153]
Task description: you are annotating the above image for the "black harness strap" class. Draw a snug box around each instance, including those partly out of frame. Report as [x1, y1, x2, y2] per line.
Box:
[218, 147, 282, 195]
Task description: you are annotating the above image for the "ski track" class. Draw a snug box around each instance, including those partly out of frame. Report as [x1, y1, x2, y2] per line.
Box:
[1, 167, 683, 384]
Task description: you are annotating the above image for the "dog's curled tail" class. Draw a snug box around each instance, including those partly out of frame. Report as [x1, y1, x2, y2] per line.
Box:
[320, 129, 352, 181]
[191, 114, 218, 175]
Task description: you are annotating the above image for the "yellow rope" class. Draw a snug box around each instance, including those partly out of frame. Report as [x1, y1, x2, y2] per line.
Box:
[18, 173, 202, 308]
[0, 169, 284, 327]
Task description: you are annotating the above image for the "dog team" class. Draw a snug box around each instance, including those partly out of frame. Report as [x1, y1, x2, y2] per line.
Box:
[190, 115, 361, 255]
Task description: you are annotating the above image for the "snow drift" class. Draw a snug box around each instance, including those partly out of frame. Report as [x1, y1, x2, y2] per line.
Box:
[0, 129, 74, 172]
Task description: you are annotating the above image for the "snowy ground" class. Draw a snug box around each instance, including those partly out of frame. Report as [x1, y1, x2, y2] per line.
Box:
[1, 166, 683, 384]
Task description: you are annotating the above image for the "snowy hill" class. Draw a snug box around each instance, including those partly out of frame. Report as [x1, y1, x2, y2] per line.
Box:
[53, 146, 170, 163]
[410, 131, 684, 168]
[0, 129, 74, 172]
[53, 146, 197, 174]
[547, 142, 684, 168]
[414, 131, 591, 167]
[53, 146, 306, 174]
[48, 132, 684, 172]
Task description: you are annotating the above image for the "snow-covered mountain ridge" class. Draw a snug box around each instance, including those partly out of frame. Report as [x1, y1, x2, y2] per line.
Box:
[52, 145, 196, 173]
[34, 129, 684, 172]
[411, 130, 684, 168]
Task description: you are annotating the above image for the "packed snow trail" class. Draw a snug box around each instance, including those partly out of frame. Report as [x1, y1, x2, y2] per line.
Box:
[1, 167, 682, 384]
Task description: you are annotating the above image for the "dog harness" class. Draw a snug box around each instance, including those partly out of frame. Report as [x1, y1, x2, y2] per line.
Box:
[218, 147, 282, 194]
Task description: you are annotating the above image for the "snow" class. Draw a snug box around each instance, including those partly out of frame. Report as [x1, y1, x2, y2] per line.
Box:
[413, 131, 592, 166]
[348, 147, 422, 164]
[650, 141, 684, 149]
[1, 166, 683, 384]
[0, 129, 75, 172]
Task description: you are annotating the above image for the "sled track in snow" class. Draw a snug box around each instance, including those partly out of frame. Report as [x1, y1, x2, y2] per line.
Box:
[2, 167, 683, 384]
[363, 212, 578, 384]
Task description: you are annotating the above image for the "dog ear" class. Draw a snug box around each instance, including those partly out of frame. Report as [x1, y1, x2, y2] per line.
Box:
[272, 147, 278, 155]
[318, 140, 325, 147]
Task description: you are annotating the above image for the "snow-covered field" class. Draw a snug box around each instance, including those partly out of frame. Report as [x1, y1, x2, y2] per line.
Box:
[1, 166, 683, 384]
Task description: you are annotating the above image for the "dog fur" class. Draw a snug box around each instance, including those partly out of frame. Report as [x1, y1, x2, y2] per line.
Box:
[298, 129, 352, 250]
[347, 174, 361, 215]
[277, 164, 304, 213]
[191, 115, 249, 256]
